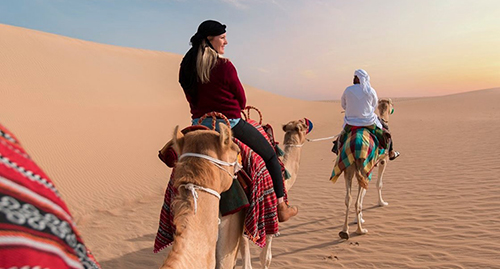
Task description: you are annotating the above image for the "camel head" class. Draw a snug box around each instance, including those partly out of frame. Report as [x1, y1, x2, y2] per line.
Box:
[171, 123, 239, 194]
[161, 123, 239, 269]
[378, 98, 393, 119]
[282, 119, 309, 147]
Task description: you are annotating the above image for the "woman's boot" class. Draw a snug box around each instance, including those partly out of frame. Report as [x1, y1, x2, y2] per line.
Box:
[277, 202, 298, 222]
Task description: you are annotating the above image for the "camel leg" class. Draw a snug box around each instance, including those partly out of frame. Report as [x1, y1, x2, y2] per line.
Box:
[339, 168, 354, 239]
[217, 210, 245, 269]
[259, 236, 273, 269]
[239, 230, 273, 269]
[354, 184, 368, 235]
[377, 158, 389, 206]
[354, 188, 366, 224]
[238, 234, 253, 269]
[239, 236, 252, 269]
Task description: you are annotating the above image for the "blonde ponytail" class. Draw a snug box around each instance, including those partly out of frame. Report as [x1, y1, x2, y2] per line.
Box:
[196, 39, 219, 84]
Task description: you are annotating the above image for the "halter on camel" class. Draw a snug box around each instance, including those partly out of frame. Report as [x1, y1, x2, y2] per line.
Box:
[283, 118, 314, 148]
[173, 112, 242, 216]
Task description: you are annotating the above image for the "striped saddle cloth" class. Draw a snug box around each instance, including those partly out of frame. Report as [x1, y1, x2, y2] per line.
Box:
[330, 125, 384, 184]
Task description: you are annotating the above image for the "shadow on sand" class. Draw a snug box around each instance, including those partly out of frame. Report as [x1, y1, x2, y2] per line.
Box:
[99, 234, 168, 269]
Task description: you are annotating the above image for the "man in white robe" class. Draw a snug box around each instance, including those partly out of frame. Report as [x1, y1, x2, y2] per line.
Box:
[341, 69, 382, 129]
[333, 69, 400, 160]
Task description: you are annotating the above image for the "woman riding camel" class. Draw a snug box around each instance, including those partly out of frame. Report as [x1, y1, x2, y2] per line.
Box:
[178, 19, 298, 222]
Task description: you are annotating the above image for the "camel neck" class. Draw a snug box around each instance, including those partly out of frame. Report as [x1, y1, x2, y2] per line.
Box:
[160, 190, 220, 269]
[379, 113, 389, 124]
[378, 105, 390, 124]
[283, 141, 303, 191]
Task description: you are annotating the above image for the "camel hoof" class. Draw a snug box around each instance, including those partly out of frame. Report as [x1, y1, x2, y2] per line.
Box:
[378, 201, 389, 207]
[355, 228, 368, 235]
[339, 231, 349, 240]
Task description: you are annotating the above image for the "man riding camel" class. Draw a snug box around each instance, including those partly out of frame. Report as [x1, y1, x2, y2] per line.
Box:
[332, 69, 400, 160]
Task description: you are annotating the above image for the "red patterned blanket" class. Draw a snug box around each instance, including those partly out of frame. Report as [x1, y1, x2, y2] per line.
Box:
[0, 123, 100, 269]
[153, 120, 284, 252]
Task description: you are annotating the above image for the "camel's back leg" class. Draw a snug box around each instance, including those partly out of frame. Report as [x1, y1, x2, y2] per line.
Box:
[217, 210, 245, 269]
[259, 236, 273, 269]
[339, 166, 354, 239]
[354, 160, 368, 235]
[239, 221, 274, 269]
[238, 222, 274, 269]
[377, 157, 389, 206]
[354, 187, 366, 224]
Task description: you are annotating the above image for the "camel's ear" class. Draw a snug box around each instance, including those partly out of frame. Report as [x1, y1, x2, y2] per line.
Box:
[388, 98, 393, 104]
[172, 125, 184, 151]
[219, 123, 232, 147]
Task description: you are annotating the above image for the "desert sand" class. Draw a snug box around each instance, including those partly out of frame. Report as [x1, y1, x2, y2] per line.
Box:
[1, 23, 500, 268]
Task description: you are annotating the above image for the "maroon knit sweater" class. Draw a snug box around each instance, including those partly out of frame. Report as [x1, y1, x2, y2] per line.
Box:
[186, 58, 246, 119]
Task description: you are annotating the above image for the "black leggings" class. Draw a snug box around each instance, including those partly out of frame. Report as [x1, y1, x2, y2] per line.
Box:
[232, 120, 284, 198]
[381, 121, 394, 152]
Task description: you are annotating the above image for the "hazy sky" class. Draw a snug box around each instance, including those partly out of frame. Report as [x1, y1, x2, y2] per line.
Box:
[1, 0, 499, 100]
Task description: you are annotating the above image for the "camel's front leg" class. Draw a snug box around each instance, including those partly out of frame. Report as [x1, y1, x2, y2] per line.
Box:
[377, 158, 389, 206]
[355, 185, 368, 235]
[259, 236, 273, 269]
[339, 170, 353, 239]
[217, 210, 245, 269]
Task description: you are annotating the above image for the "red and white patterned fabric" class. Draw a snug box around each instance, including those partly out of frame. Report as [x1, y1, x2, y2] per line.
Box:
[0, 123, 100, 269]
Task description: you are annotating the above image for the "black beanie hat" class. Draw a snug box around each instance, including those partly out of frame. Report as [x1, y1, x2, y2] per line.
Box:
[190, 20, 226, 45]
[180, 20, 226, 105]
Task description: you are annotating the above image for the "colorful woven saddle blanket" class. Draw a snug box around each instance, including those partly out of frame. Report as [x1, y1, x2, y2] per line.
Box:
[0, 123, 101, 269]
[153, 119, 285, 253]
[330, 125, 385, 184]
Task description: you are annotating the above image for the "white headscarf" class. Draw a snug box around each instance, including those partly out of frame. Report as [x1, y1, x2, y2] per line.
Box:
[354, 69, 373, 95]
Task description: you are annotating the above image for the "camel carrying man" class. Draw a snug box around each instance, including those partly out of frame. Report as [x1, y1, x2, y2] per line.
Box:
[332, 69, 400, 160]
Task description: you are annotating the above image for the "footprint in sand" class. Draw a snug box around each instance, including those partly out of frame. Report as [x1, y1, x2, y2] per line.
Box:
[325, 255, 339, 261]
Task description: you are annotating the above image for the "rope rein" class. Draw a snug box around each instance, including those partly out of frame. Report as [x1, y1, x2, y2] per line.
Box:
[283, 143, 304, 148]
[284, 134, 339, 147]
[179, 153, 240, 179]
[177, 152, 241, 215]
[178, 183, 221, 215]
[306, 134, 340, 142]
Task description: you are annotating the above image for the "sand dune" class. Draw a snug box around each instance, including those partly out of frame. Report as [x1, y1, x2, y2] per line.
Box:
[1, 23, 500, 268]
